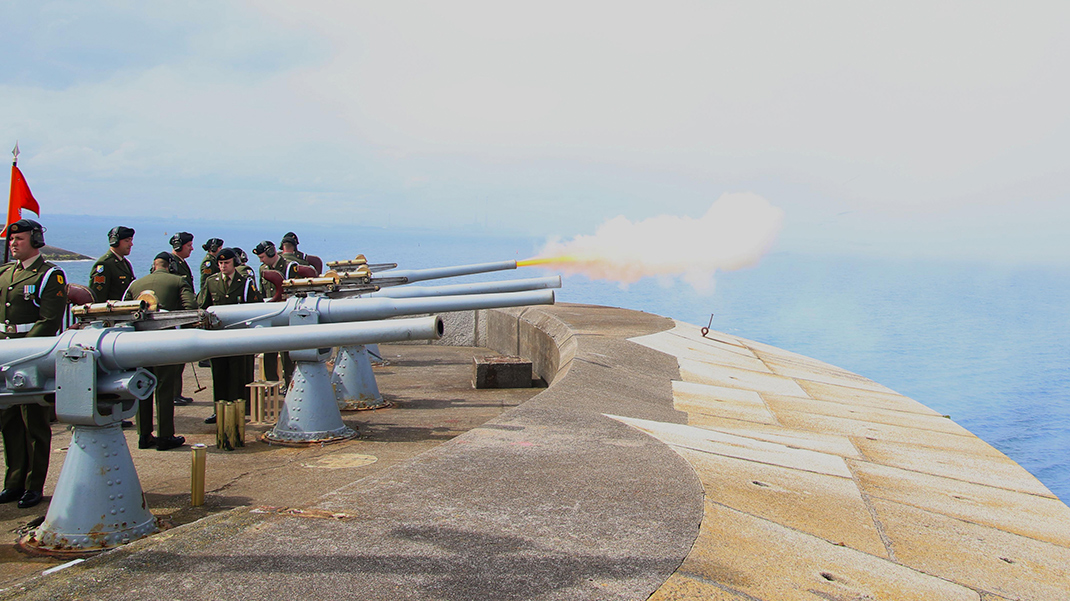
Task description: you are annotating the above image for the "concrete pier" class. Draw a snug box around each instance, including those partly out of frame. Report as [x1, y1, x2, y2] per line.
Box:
[0, 304, 1066, 600]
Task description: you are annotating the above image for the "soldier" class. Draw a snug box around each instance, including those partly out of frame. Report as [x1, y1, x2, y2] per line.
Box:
[124, 253, 196, 451]
[169, 232, 195, 290]
[89, 226, 136, 428]
[0, 219, 67, 508]
[279, 232, 311, 267]
[168, 232, 196, 406]
[254, 240, 298, 385]
[198, 248, 263, 424]
[199, 237, 224, 291]
[89, 226, 135, 303]
[233, 247, 256, 280]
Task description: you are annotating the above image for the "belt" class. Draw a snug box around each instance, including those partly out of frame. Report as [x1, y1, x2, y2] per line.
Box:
[4, 323, 33, 334]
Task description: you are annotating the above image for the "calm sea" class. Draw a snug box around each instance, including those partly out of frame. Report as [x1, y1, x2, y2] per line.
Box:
[41, 213, 1070, 503]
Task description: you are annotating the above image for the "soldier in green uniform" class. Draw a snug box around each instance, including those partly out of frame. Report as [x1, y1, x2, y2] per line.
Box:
[168, 232, 195, 289]
[167, 232, 196, 406]
[254, 240, 298, 386]
[0, 219, 67, 508]
[280, 232, 312, 267]
[199, 237, 224, 291]
[124, 253, 196, 451]
[198, 248, 263, 424]
[89, 226, 135, 302]
[233, 247, 256, 280]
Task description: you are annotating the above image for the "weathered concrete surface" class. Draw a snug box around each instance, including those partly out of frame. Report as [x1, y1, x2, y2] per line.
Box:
[631, 321, 1070, 601]
[3, 304, 1067, 600]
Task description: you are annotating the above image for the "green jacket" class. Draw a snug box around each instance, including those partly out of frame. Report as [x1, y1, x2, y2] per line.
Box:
[0, 255, 67, 338]
[124, 269, 197, 311]
[169, 253, 194, 290]
[198, 270, 263, 309]
[199, 252, 219, 291]
[282, 251, 311, 267]
[89, 250, 135, 302]
[258, 257, 298, 300]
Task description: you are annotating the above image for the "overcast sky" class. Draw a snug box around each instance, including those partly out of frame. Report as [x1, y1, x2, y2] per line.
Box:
[2, 1, 1068, 262]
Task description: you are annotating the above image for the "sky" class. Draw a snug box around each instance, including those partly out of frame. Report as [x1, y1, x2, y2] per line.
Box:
[2, 1, 1068, 263]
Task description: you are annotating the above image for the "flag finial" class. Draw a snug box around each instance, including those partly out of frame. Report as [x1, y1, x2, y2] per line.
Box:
[11, 141, 18, 165]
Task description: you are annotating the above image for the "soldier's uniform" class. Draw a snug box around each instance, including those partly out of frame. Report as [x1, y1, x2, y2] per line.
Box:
[169, 253, 194, 290]
[198, 269, 263, 403]
[124, 267, 196, 444]
[199, 252, 219, 291]
[258, 256, 298, 384]
[0, 253, 67, 497]
[89, 250, 135, 302]
[281, 250, 311, 267]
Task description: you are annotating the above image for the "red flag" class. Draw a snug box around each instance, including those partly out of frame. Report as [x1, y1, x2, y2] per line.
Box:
[7, 164, 40, 231]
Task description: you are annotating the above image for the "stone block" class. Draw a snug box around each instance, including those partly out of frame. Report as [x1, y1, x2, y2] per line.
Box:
[472, 355, 532, 389]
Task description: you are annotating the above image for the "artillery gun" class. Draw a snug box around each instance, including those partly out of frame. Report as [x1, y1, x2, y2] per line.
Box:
[1, 315, 444, 555]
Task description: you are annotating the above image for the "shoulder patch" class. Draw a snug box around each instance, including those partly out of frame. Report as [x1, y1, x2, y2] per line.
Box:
[56, 274, 64, 285]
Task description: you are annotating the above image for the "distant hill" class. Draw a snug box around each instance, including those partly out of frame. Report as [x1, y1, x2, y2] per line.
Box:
[40, 245, 92, 261]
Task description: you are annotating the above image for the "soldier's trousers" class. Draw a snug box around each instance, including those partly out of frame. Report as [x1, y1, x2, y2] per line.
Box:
[0, 402, 51, 492]
[211, 355, 252, 405]
[138, 364, 181, 439]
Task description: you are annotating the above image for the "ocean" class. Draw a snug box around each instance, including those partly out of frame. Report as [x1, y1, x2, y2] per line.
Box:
[40, 213, 1070, 503]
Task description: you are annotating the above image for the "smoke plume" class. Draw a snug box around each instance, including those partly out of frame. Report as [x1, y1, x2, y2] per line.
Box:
[522, 192, 783, 292]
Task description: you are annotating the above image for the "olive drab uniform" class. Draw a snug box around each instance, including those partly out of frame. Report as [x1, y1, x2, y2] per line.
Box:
[0, 255, 67, 494]
[124, 270, 196, 441]
[281, 251, 311, 268]
[259, 257, 298, 385]
[89, 250, 135, 302]
[169, 253, 194, 290]
[198, 271, 263, 404]
[199, 253, 219, 291]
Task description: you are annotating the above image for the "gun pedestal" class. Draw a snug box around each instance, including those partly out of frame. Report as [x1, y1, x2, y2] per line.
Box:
[332, 344, 388, 411]
[262, 305, 357, 445]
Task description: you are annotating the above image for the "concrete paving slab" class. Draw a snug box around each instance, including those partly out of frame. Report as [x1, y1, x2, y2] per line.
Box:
[608, 415, 853, 478]
[646, 573, 753, 600]
[680, 500, 981, 601]
[678, 359, 808, 397]
[658, 322, 752, 353]
[773, 408, 1001, 454]
[763, 392, 975, 436]
[631, 332, 770, 372]
[675, 447, 887, 557]
[868, 496, 1070, 600]
[855, 438, 1056, 498]
[671, 381, 778, 425]
[797, 379, 944, 416]
[849, 459, 1070, 547]
[761, 355, 904, 393]
[675, 417, 863, 459]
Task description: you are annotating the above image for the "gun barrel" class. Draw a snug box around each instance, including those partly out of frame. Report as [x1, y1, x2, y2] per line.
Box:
[355, 276, 561, 299]
[207, 289, 554, 329]
[371, 259, 517, 285]
[0, 317, 443, 377]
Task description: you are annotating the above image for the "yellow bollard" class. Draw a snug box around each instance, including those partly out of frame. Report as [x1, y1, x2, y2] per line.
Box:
[190, 444, 207, 507]
[235, 399, 246, 446]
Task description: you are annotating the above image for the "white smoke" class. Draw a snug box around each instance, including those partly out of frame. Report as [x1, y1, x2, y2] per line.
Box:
[537, 192, 783, 292]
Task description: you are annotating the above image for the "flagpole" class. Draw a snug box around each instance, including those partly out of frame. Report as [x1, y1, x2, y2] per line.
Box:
[4, 141, 17, 263]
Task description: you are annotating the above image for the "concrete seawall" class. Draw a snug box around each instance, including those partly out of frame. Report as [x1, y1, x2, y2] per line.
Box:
[6, 303, 1069, 600]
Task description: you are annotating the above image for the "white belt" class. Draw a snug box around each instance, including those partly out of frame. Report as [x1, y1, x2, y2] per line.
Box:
[4, 323, 33, 334]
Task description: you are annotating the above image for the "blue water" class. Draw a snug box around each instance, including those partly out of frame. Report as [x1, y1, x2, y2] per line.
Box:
[40, 214, 1070, 503]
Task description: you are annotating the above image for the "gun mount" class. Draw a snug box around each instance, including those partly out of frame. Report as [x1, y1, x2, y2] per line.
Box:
[8, 316, 443, 556]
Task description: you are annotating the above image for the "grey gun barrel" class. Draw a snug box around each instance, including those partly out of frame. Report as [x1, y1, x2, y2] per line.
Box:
[0, 316, 443, 384]
[207, 289, 554, 329]
[352, 276, 561, 300]
[371, 259, 517, 285]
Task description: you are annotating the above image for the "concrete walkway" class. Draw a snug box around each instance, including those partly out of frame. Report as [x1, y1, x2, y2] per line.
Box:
[2, 304, 1068, 600]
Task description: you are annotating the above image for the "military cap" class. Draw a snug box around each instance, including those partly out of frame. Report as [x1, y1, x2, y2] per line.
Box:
[216, 247, 237, 262]
[253, 240, 277, 256]
[154, 251, 173, 262]
[108, 226, 135, 246]
[281, 232, 299, 247]
[202, 237, 224, 252]
[6, 218, 45, 248]
[170, 231, 194, 250]
[234, 248, 248, 265]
